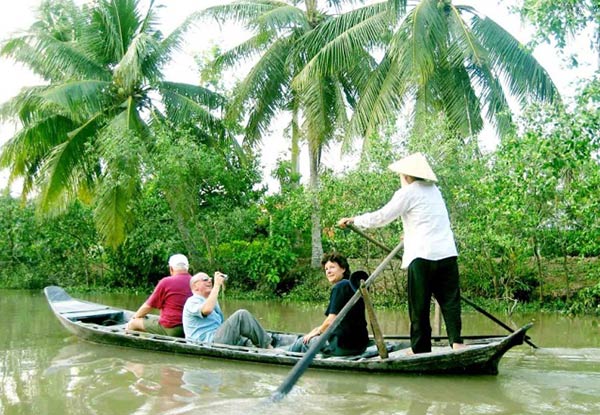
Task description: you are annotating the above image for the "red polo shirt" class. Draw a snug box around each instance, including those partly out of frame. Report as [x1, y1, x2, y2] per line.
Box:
[147, 273, 192, 327]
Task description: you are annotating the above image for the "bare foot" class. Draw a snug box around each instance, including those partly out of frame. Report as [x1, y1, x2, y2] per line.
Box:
[452, 343, 467, 351]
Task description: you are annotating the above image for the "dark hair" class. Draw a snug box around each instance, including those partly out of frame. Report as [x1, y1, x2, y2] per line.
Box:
[321, 252, 351, 279]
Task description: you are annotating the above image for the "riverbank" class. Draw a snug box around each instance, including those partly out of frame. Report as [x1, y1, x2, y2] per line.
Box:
[2, 254, 598, 316]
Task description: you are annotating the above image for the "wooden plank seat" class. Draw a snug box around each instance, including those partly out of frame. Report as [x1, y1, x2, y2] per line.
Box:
[66, 309, 125, 324]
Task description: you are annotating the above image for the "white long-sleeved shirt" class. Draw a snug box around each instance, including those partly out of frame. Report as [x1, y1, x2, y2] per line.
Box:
[353, 181, 457, 269]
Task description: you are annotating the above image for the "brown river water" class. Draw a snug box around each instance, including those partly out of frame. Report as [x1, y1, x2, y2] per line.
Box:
[1, 289, 599, 414]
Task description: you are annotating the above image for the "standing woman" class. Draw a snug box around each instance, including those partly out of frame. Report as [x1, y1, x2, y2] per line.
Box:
[289, 252, 369, 356]
[338, 153, 465, 354]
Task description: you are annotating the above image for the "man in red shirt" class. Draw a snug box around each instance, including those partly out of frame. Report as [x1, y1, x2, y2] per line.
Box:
[126, 254, 192, 337]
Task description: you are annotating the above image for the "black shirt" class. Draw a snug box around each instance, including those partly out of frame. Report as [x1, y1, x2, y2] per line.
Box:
[325, 279, 369, 351]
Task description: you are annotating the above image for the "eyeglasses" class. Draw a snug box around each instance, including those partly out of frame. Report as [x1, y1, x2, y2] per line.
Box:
[199, 276, 212, 281]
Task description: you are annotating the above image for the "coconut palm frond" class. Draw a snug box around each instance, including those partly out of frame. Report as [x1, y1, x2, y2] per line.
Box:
[2, 33, 108, 82]
[409, 0, 448, 86]
[301, 76, 339, 149]
[213, 31, 274, 71]
[253, 3, 310, 33]
[337, 48, 376, 109]
[160, 81, 227, 109]
[294, 2, 389, 88]
[229, 36, 294, 145]
[88, 0, 146, 63]
[471, 64, 514, 136]
[139, 0, 161, 34]
[114, 32, 161, 90]
[348, 36, 413, 142]
[37, 113, 103, 211]
[151, 8, 201, 70]
[93, 174, 140, 247]
[432, 65, 483, 137]
[201, 0, 287, 30]
[1, 1, 106, 81]
[107, 97, 148, 135]
[0, 86, 48, 124]
[0, 111, 74, 172]
[471, 14, 560, 105]
[1, 37, 58, 82]
[159, 83, 226, 134]
[446, 4, 487, 69]
[331, 78, 350, 131]
[40, 80, 112, 121]
[384, 0, 408, 17]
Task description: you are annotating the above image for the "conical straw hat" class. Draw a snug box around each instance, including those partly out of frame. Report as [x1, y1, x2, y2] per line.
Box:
[388, 153, 438, 182]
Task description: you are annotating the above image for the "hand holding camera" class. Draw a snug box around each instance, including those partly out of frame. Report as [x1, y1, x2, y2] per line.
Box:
[213, 271, 228, 285]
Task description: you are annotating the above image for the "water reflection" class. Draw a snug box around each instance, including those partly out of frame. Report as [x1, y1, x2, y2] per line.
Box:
[44, 341, 286, 413]
[40, 340, 530, 415]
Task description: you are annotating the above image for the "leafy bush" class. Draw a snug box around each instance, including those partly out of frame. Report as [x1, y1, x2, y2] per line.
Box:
[0, 195, 102, 289]
[567, 282, 600, 316]
[215, 236, 296, 293]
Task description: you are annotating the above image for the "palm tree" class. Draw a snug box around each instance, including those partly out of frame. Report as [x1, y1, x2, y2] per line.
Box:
[297, 0, 560, 151]
[202, 0, 376, 267]
[0, 0, 228, 247]
[202, 0, 558, 266]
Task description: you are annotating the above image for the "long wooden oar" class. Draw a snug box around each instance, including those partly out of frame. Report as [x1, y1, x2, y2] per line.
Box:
[270, 239, 404, 402]
[346, 224, 539, 349]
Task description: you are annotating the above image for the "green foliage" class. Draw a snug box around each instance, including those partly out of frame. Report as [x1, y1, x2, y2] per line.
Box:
[201, 0, 384, 267]
[568, 281, 600, 316]
[215, 236, 296, 292]
[1, 0, 599, 317]
[344, 0, 559, 149]
[0, 0, 228, 247]
[516, 0, 599, 58]
[426, 91, 600, 303]
[282, 266, 330, 303]
[147, 124, 263, 268]
[101, 184, 185, 289]
[0, 194, 101, 289]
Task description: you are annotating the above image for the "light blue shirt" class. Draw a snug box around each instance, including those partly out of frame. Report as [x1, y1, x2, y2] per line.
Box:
[182, 294, 224, 342]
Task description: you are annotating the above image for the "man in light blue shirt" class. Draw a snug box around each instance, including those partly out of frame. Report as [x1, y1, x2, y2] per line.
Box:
[183, 271, 273, 348]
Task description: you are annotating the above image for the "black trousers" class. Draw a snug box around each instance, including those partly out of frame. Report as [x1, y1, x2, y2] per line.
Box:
[407, 256, 463, 353]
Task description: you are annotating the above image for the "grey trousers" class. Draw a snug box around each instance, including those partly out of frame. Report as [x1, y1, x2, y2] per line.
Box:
[213, 309, 272, 348]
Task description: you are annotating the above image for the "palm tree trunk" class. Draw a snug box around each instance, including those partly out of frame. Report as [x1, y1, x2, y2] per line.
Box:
[305, 0, 318, 25]
[290, 105, 301, 188]
[562, 251, 571, 303]
[308, 137, 323, 268]
[533, 235, 544, 301]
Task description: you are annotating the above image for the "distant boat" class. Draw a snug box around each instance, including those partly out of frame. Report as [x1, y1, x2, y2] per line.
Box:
[44, 285, 532, 375]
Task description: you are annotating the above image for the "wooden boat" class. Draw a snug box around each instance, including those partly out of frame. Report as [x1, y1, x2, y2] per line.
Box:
[44, 285, 532, 375]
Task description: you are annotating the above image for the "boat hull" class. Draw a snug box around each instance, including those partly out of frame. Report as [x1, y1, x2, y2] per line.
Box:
[44, 286, 531, 375]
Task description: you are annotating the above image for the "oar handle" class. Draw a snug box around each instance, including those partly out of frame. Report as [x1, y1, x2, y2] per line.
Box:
[345, 224, 539, 349]
[346, 224, 397, 253]
[460, 296, 538, 349]
[270, 239, 404, 402]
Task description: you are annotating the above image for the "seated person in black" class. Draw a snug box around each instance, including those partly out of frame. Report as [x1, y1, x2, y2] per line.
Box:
[288, 252, 369, 356]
